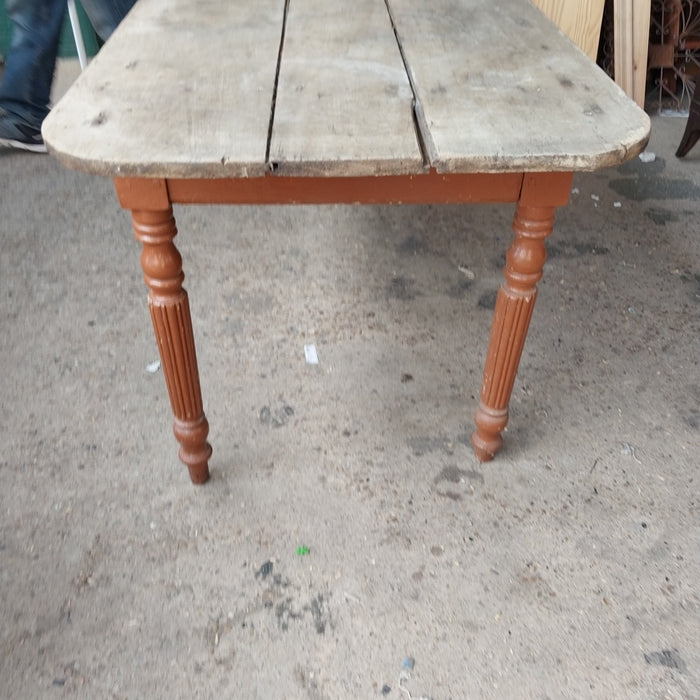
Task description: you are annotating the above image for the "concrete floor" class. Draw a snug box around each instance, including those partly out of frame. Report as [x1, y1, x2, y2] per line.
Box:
[1, 61, 699, 698]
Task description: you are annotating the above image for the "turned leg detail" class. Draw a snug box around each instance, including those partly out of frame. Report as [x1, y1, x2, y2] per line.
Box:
[471, 203, 556, 461]
[131, 208, 212, 483]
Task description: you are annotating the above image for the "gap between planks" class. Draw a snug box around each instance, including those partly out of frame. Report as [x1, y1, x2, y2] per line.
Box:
[265, 0, 427, 173]
[382, 0, 431, 167]
[265, 0, 291, 170]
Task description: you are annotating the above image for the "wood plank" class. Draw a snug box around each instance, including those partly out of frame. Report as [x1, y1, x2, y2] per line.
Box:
[386, 0, 650, 173]
[529, 0, 605, 60]
[44, 0, 651, 178]
[614, 0, 635, 99]
[268, 0, 424, 176]
[43, 0, 285, 177]
[613, 0, 651, 108]
[632, 0, 652, 109]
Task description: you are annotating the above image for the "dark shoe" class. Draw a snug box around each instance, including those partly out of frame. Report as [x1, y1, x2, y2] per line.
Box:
[0, 112, 47, 153]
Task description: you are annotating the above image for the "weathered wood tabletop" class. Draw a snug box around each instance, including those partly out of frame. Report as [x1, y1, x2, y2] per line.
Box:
[43, 0, 651, 484]
[43, 0, 649, 177]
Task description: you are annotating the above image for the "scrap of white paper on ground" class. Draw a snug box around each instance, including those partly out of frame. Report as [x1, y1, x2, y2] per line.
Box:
[304, 344, 319, 365]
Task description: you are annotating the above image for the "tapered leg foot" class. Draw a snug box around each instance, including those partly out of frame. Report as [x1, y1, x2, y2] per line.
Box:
[132, 207, 212, 484]
[471, 404, 507, 462]
[471, 202, 556, 461]
[174, 416, 212, 483]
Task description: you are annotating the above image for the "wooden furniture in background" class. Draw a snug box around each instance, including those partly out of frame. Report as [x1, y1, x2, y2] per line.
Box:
[43, 0, 650, 484]
[647, 0, 700, 112]
[532, 0, 653, 108]
[614, 0, 652, 107]
[530, 0, 606, 59]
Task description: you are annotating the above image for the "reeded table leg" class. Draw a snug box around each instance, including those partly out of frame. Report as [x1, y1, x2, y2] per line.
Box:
[113, 172, 570, 481]
[131, 207, 212, 483]
[471, 172, 572, 461]
[471, 202, 555, 461]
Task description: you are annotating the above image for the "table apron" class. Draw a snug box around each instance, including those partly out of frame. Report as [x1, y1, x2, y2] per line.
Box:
[112, 169, 574, 481]
[114, 171, 530, 209]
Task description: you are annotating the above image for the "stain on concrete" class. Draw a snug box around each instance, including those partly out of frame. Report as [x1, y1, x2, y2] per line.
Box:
[681, 271, 700, 303]
[432, 465, 484, 501]
[447, 278, 474, 299]
[609, 177, 700, 201]
[644, 649, 687, 673]
[478, 289, 498, 310]
[609, 157, 700, 200]
[387, 276, 419, 300]
[254, 563, 325, 635]
[548, 241, 610, 259]
[645, 207, 680, 225]
[681, 384, 700, 429]
[276, 593, 329, 634]
[408, 436, 456, 456]
[397, 235, 428, 255]
[617, 156, 666, 177]
[259, 404, 294, 428]
[492, 252, 507, 270]
[409, 434, 475, 456]
[433, 465, 484, 485]
[255, 561, 274, 580]
[683, 411, 699, 430]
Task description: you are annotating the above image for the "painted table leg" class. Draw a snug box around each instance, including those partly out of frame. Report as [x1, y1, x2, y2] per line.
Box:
[471, 202, 556, 461]
[131, 207, 212, 483]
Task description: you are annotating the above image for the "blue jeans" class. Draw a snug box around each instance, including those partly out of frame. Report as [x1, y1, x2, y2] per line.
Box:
[0, 0, 136, 130]
[80, 0, 137, 42]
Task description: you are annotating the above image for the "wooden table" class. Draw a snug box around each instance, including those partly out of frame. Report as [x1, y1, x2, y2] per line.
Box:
[43, 0, 650, 484]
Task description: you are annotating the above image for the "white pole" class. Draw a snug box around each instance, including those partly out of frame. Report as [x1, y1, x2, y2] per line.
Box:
[67, 0, 88, 70]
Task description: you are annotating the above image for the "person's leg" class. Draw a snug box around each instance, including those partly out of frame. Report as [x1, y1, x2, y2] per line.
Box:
[0, 0, 67, 131]
[79, 0, 137, 42]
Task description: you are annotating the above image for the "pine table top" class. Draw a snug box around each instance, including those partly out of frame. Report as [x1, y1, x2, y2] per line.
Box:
[43, 0, 650, 178]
